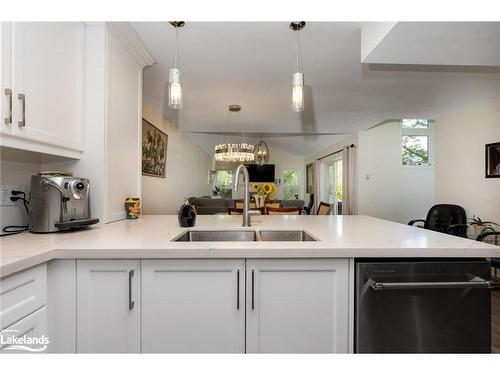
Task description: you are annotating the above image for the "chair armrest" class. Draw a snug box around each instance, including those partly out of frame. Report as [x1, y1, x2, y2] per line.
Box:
[446, 224, 468, 236]
[476, 231, 500, 242]
[408, 219, 426, 226]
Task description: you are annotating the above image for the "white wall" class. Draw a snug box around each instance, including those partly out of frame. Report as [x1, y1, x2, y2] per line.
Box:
[435, 96, 500, 224]
[0, 147, 41, 228]
[142, 99, 212, 214]
[357, 121, 435, 224]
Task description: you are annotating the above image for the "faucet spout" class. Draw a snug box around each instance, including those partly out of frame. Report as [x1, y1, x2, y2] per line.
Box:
[234, 164, 251, 227]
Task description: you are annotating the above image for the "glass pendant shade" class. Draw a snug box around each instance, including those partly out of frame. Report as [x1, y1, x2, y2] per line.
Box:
[291, 72, 304, 112]
[168, 68, 183, 109]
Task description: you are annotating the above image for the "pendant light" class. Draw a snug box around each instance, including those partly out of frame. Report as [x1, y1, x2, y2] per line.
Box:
[168, 21, 185, 109]
[214, 105, 255, 163]
[290, 21, 306, 112]
[254, 138, 270, 166]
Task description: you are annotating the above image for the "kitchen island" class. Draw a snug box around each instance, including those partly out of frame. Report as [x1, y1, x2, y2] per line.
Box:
[1, 215, 499, 353]
[2, 215, 499, 277]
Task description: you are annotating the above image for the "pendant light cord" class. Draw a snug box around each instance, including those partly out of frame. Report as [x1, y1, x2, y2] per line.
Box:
[224, 110, 231, 145]
[174, 27, 179, 69]
[296, 29, 301, 72]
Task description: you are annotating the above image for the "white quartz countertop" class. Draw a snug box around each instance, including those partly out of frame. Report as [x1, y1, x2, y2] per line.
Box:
[1, 215, 499, 277]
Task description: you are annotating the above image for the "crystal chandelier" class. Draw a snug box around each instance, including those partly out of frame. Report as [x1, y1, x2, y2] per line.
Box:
[290, 21, 306, 112]
[214, 105, 255, 163]
[254, 139, 270, 166]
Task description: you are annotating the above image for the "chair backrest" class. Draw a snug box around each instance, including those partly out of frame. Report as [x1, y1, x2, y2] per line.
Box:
[228, 208, 243, 215]
[235, 201, 256, 209]
[265, 202, 281, 214]
[316, 201, 332, 215]
[266, 207, 301, 215]
[425, 204, 467, 235]
[306, 193, 314, 214]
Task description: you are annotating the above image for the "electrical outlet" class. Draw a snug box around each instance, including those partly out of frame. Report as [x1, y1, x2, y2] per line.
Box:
[0, 185, 24, 207]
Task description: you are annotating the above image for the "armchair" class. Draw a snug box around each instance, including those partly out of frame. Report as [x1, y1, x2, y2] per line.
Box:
[408, 204, 468, 238]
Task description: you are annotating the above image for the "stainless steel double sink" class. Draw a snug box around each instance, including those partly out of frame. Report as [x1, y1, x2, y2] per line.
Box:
[172, 229, 317, 242]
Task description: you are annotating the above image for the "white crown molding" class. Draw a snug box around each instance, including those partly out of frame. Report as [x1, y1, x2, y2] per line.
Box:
[105, 22, 155, 67]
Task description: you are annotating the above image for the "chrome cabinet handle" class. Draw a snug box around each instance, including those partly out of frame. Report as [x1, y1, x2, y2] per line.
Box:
[368, 277, 498, 291]
[251, 269, 255, 310]
[4, 88, 12, 125]
[18, 93, 25, 127]
[128, 269, 135, 310]
[236, 269, 240, 310]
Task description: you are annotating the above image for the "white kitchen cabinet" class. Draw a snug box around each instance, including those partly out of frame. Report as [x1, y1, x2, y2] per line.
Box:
[0, 306, 48, 353]
[246, 259, 350, 353]
[1, 22, 12, 135]
[0, 22, 84, 158]
[41, 23, 154, 223]
[47, 260, 76, 353]
[142, 259, 245, 353]
[0, 263, 47, 330]
[76, 260, 140, 353]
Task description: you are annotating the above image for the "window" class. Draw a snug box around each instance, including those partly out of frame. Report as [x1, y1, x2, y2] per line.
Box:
[283, 169, 299, 200]
[215, 170, 233, 198]
[401, 119, 433, 166]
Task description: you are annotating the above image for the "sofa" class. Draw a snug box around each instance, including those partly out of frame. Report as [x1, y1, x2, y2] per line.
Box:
[188, 196, 305, 215]
[188, 197, 235, 215]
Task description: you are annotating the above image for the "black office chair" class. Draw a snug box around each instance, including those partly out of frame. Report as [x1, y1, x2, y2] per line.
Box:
[303, 193, 314, 215]
[476, 231, 500, 280]
[408, 204, 468, 238]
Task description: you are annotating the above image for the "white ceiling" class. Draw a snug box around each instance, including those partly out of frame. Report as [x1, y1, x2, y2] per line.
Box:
[363, 22, 500, 66]
[131, 22, 500, 156]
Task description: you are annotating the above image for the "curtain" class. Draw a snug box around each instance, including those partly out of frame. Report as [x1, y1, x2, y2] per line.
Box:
[313, 158, 321, 214]
[342, 145, 356, 215]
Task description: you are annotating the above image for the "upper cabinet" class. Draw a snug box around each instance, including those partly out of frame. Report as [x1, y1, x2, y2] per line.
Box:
[1, 22, 85, 158]
[1, 23, 12, 136]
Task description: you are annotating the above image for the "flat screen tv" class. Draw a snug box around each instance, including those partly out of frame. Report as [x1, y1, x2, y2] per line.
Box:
[245, 164, 275, 182]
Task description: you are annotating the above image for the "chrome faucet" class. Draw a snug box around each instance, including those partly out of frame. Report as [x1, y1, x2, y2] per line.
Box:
[234, 164, 259, 227]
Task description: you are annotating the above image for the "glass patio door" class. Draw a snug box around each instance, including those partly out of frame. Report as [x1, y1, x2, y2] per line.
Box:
[319, 153, 343, 215]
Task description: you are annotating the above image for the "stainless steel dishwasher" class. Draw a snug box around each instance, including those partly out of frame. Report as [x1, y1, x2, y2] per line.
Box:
[355, 258, 498, 353]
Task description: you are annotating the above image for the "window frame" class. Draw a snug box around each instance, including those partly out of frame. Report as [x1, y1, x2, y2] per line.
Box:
[282, 169, 300, 200]
[400, 119, 435, 168]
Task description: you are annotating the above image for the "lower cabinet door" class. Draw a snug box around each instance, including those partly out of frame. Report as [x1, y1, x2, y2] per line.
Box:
[76, 260, 140, 353]
[246, 259, 349, 353]
[142, 259, 245, 353]
[0, 306, 48, 353]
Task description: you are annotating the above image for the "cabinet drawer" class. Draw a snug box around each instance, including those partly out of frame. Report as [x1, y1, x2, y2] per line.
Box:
[0, 264, 47, 329]
[0, 306, 48, 353]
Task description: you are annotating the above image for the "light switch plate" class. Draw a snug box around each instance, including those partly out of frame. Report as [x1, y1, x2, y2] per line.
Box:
[0, 185, 24, 206]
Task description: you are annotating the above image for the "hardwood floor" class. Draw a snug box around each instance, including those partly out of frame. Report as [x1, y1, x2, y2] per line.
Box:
[492, 271, 500, 353]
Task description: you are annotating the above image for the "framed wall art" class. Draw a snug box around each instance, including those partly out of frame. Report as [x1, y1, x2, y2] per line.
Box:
[485, 142, 500, 178]
[142, 118, 168, 178]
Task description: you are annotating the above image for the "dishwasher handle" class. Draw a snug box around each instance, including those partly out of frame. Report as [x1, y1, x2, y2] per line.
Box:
[368, 278, 500, 291]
